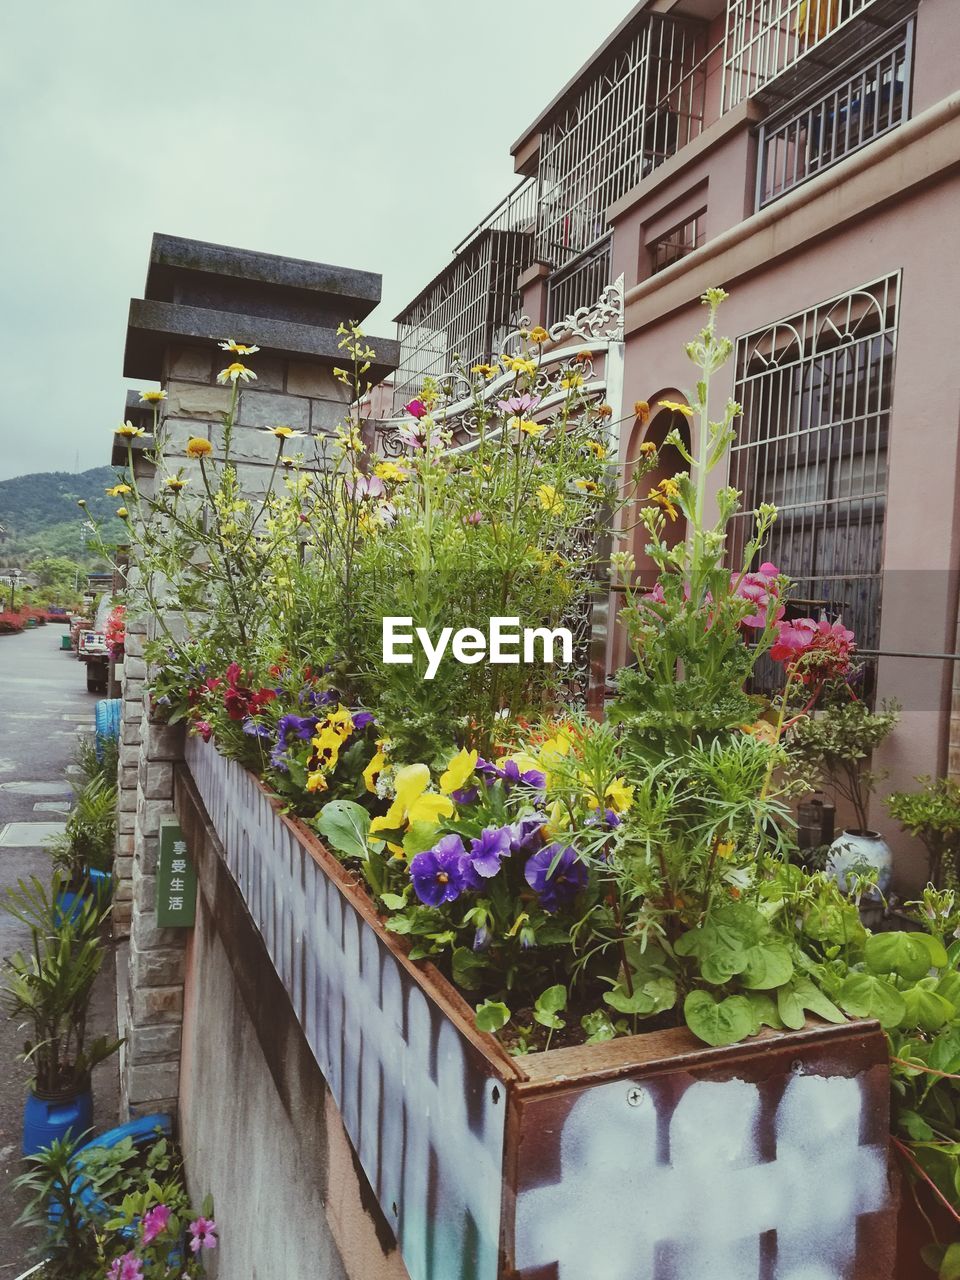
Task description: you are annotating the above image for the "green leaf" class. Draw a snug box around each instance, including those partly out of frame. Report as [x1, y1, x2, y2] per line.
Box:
[316, 800, 371, 860]
[900, 984, 955, 1034]
[403, 819, 442, 858]
[740, 943, 795, 991]
[475, 999, 510, 1034]
[837, 972, 906, 1029]
[581, 1010, 617, 1043]
[684, 990, 755, 1047]
[745, 991, 783, 1031]
[452, 947, 489, 991]
[941, 1242, 960, 1280]
[899, 1109, 935, 1142]
[379, 892, 407, 911]
[936, 970, 960, 1009]
[533, 984, 567, 1030]
[778, 978, 846, 1030]
[913, 933, 950, 970]
[864, 931, 934, 982]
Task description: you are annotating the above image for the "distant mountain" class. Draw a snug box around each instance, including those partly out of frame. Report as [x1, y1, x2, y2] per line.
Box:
[0, 466, 126, 564]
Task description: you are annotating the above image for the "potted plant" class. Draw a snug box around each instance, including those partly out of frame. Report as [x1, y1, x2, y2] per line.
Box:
[1, 874, 121, 1154]
[788, 696, 900, 895]
[46, 771, 116, 913]
[887, 776, 960, 890]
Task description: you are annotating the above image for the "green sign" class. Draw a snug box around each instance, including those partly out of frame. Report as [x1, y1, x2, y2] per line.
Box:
[157, 819, 197, 928]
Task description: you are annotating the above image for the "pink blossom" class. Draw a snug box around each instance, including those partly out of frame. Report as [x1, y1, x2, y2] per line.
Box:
[188, 1216, 219, 1254]
[735, 561, 784, 629]
[463, 511, 483, 526]
[141, 1203, 171, 1245]
[344, 473, 386, 501]
[403, 399, 427, 419]
[194, 720, 213, 743]
[771, 616, 856, 682]
[496, 393, 540, 415]
[770, 617, 818, 664]
[398, 420, 427, 450]
[106, 1254, 143, 1280]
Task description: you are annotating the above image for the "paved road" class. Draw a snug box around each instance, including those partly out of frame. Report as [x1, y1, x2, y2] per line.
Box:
[0, 627, 120, 1273]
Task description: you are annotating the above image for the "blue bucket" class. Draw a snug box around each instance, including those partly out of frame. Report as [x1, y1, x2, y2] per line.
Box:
[23, 1087, 93, 1156]
[94, 699, 122, 762]
[55, 870, 113, 925]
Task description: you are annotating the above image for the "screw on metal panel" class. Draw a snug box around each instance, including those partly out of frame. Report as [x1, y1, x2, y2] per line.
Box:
[791, 1059, 805, 1075]
[627, 1086, 645, 1107]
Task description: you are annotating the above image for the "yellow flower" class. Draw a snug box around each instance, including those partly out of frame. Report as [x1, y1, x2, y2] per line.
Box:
[605, 777, 634, 813]
[105, 483, 132, 497]
[164, 476, 188, 492]
[647, 480, 679, 521]
[369, 763, 454, 841]
[740, 719, 779, 745]
[306, 771, 328, 794]
[216, 362, 257, 385]
[639, 441, 657, 456]
[585, 440, 606, 459]
[374, 460, 409, 484]
[439, 747, 478, 796]
[311, 725, 345, 770]
[115, 421, 146, 438]
[503, 355, 537, 377]
[186, 437, 213, 459]
[574, 478, 601, 494]
[634, 400, 650, 423]
[116, 507, 129, 519]
[530, 326, 549, 344]
[713, 835, 736, 859]
[324, 704, 355, 738]
[560, 371, 584, 391]
[77, 499, 86, 508]
[261, 425, 304, 439]
[537, 483, 564, 514]
[542, 799, 570, 839]
[363, 746, 387, 794]
[219, 338, 261, 355]
[139, 389, 167, 404]
[509, 416, 545, 437]
[470, 363, 498, 379]
[659, 399, 694, 418]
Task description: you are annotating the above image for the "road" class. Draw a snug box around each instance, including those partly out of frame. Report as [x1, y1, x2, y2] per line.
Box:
[0, 626, 120, 1273]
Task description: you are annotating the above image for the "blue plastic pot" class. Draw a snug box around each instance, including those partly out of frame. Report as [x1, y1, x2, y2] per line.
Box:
[23, 1086, 93, 1156]
[55, 869, 113, 925]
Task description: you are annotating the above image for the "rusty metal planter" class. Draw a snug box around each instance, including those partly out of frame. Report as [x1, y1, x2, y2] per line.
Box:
[179, 737, 898, 1280]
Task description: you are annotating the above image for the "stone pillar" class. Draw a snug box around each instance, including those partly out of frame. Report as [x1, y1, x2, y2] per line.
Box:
[116, 232, 398, 1117]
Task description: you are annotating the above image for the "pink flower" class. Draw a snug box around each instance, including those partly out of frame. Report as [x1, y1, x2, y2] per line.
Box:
[496, 393, 540, 415]
[344, 474, 386, 501]
[188, 1216, 219, 1254]
[403, 399, 427, 419]
[194, 720, 213, 742]
[463, 511, 483, 526]
[771, 616, 856, 683]
[106, 1254, 143, 1280]
[735, 562, 784, 629]
[141, 1203, 171, 1245]
[770, 617, 817, 664]
[398, 420, 427, 450]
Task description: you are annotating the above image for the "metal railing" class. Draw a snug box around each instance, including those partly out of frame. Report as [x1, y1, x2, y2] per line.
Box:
[649, 208, 706, 275]
[756, 21, 912, 207]
[536, 14, 708, 271]
[546, 237, 613, 328]
[392, 181, 536, 410]
[728, 274, 900, 690]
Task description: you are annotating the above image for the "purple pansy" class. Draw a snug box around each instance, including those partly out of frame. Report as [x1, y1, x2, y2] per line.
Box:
[278, 713, 319, 743]
[467, 825, 513, 878]
[410, 835, 470, 906]
[352, 711, 375, 730]
[242, 718, 271, 739]
[501, 759, 546, 789]
[472, 923, 491, 952]
[510, 815, 546, 857]
[525, 843, 588, 912]
[451, 785, 479, 806]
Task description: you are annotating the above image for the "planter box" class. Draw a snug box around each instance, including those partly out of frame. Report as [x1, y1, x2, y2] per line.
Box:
[181, 738, 898, 1280]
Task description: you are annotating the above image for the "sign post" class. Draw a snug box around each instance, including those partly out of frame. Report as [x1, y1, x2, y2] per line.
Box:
[156, 818, 197, 928]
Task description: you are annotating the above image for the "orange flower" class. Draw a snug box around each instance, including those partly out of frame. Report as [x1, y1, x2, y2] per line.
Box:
[186, 437, 213, 459]
[634, 400, 650, 423]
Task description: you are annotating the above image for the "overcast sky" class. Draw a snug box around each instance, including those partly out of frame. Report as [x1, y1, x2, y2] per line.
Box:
[0, 0, 629, 483]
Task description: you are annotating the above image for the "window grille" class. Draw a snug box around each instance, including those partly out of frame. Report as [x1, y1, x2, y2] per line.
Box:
[756, 21, 912, 207]
[546, 237, 613, 328]
[728, 275, 900, 683]
[649, 209, 706, 275]
[536, 15, 707, 271]
[393, 183, 535, 409]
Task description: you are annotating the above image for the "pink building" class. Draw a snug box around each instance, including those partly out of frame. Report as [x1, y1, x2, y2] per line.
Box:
[393, 0, 960, 891]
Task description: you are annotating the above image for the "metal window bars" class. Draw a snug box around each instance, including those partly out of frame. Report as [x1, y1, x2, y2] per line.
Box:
[649, 208, 706, 275]
[756, 20, 913, 207]
[728, 274, 900, 688]
[536, 15, 708, 274]
[546, 236, 613, 329]
[392, 180, 537, 410]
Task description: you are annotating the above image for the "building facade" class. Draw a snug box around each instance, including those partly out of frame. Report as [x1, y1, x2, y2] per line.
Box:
[392, 0, 960, 890]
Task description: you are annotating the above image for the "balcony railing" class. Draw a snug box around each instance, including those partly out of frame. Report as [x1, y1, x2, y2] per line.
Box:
[546, 236, 613, 329]
[393, 181, 536, 408]
[536, 15, 708, 272]
[756, 20, 912, 208]
[723, 0, 916, 112]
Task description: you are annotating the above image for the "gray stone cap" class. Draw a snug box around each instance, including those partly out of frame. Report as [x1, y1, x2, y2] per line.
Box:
[123, 298, 400, 383]
[111, 427, 155, 469]
[145, 233, 383, 325]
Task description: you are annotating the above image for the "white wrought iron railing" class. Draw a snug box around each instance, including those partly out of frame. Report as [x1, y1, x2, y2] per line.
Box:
[536, 15, 709, 272]
[755, 19, 913, 208]
[392, 180, 536, 411]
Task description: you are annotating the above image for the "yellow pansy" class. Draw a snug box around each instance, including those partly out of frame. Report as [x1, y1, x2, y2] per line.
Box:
[369, 763, 454, 841]
[439, 748, 478, 796]
[324, 704, 355, 738]
[713, 835, 736, 859]
[363, 746, 387, 794]
[306, 771, 328, 794]
[311, 725, 345, 770]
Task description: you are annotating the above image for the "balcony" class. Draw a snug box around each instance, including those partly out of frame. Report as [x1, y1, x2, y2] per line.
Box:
[722, 0, 918, 112]
[755, 18, 913, 208]
[392, 181, 535, 408]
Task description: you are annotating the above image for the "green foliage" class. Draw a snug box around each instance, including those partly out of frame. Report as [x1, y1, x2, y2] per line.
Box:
[888, 776, 960, 888]
[0, 465, 125, 566]
[788, 699, 899, 830]
[47, 773, 117, 883]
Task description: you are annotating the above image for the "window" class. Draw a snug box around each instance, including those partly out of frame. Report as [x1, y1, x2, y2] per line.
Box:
[649, 209, 706, 275]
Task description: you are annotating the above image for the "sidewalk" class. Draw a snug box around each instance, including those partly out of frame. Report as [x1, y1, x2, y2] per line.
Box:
[0, 628, 120, 1273]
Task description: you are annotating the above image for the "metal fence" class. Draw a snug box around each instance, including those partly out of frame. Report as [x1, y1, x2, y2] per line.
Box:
[756, 20, 912, 207]
[393, 181, 536, 410]
[546, 237, 613, 328]
[728, 274, 900, 680]
[536, 15, 708, 272]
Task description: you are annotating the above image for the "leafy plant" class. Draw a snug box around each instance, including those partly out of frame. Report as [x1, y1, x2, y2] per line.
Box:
[1, 873, 120, 1095]
[888, 777, 960, 889]
[788, 698, 899, 832]
[47, 772, 117, 884]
